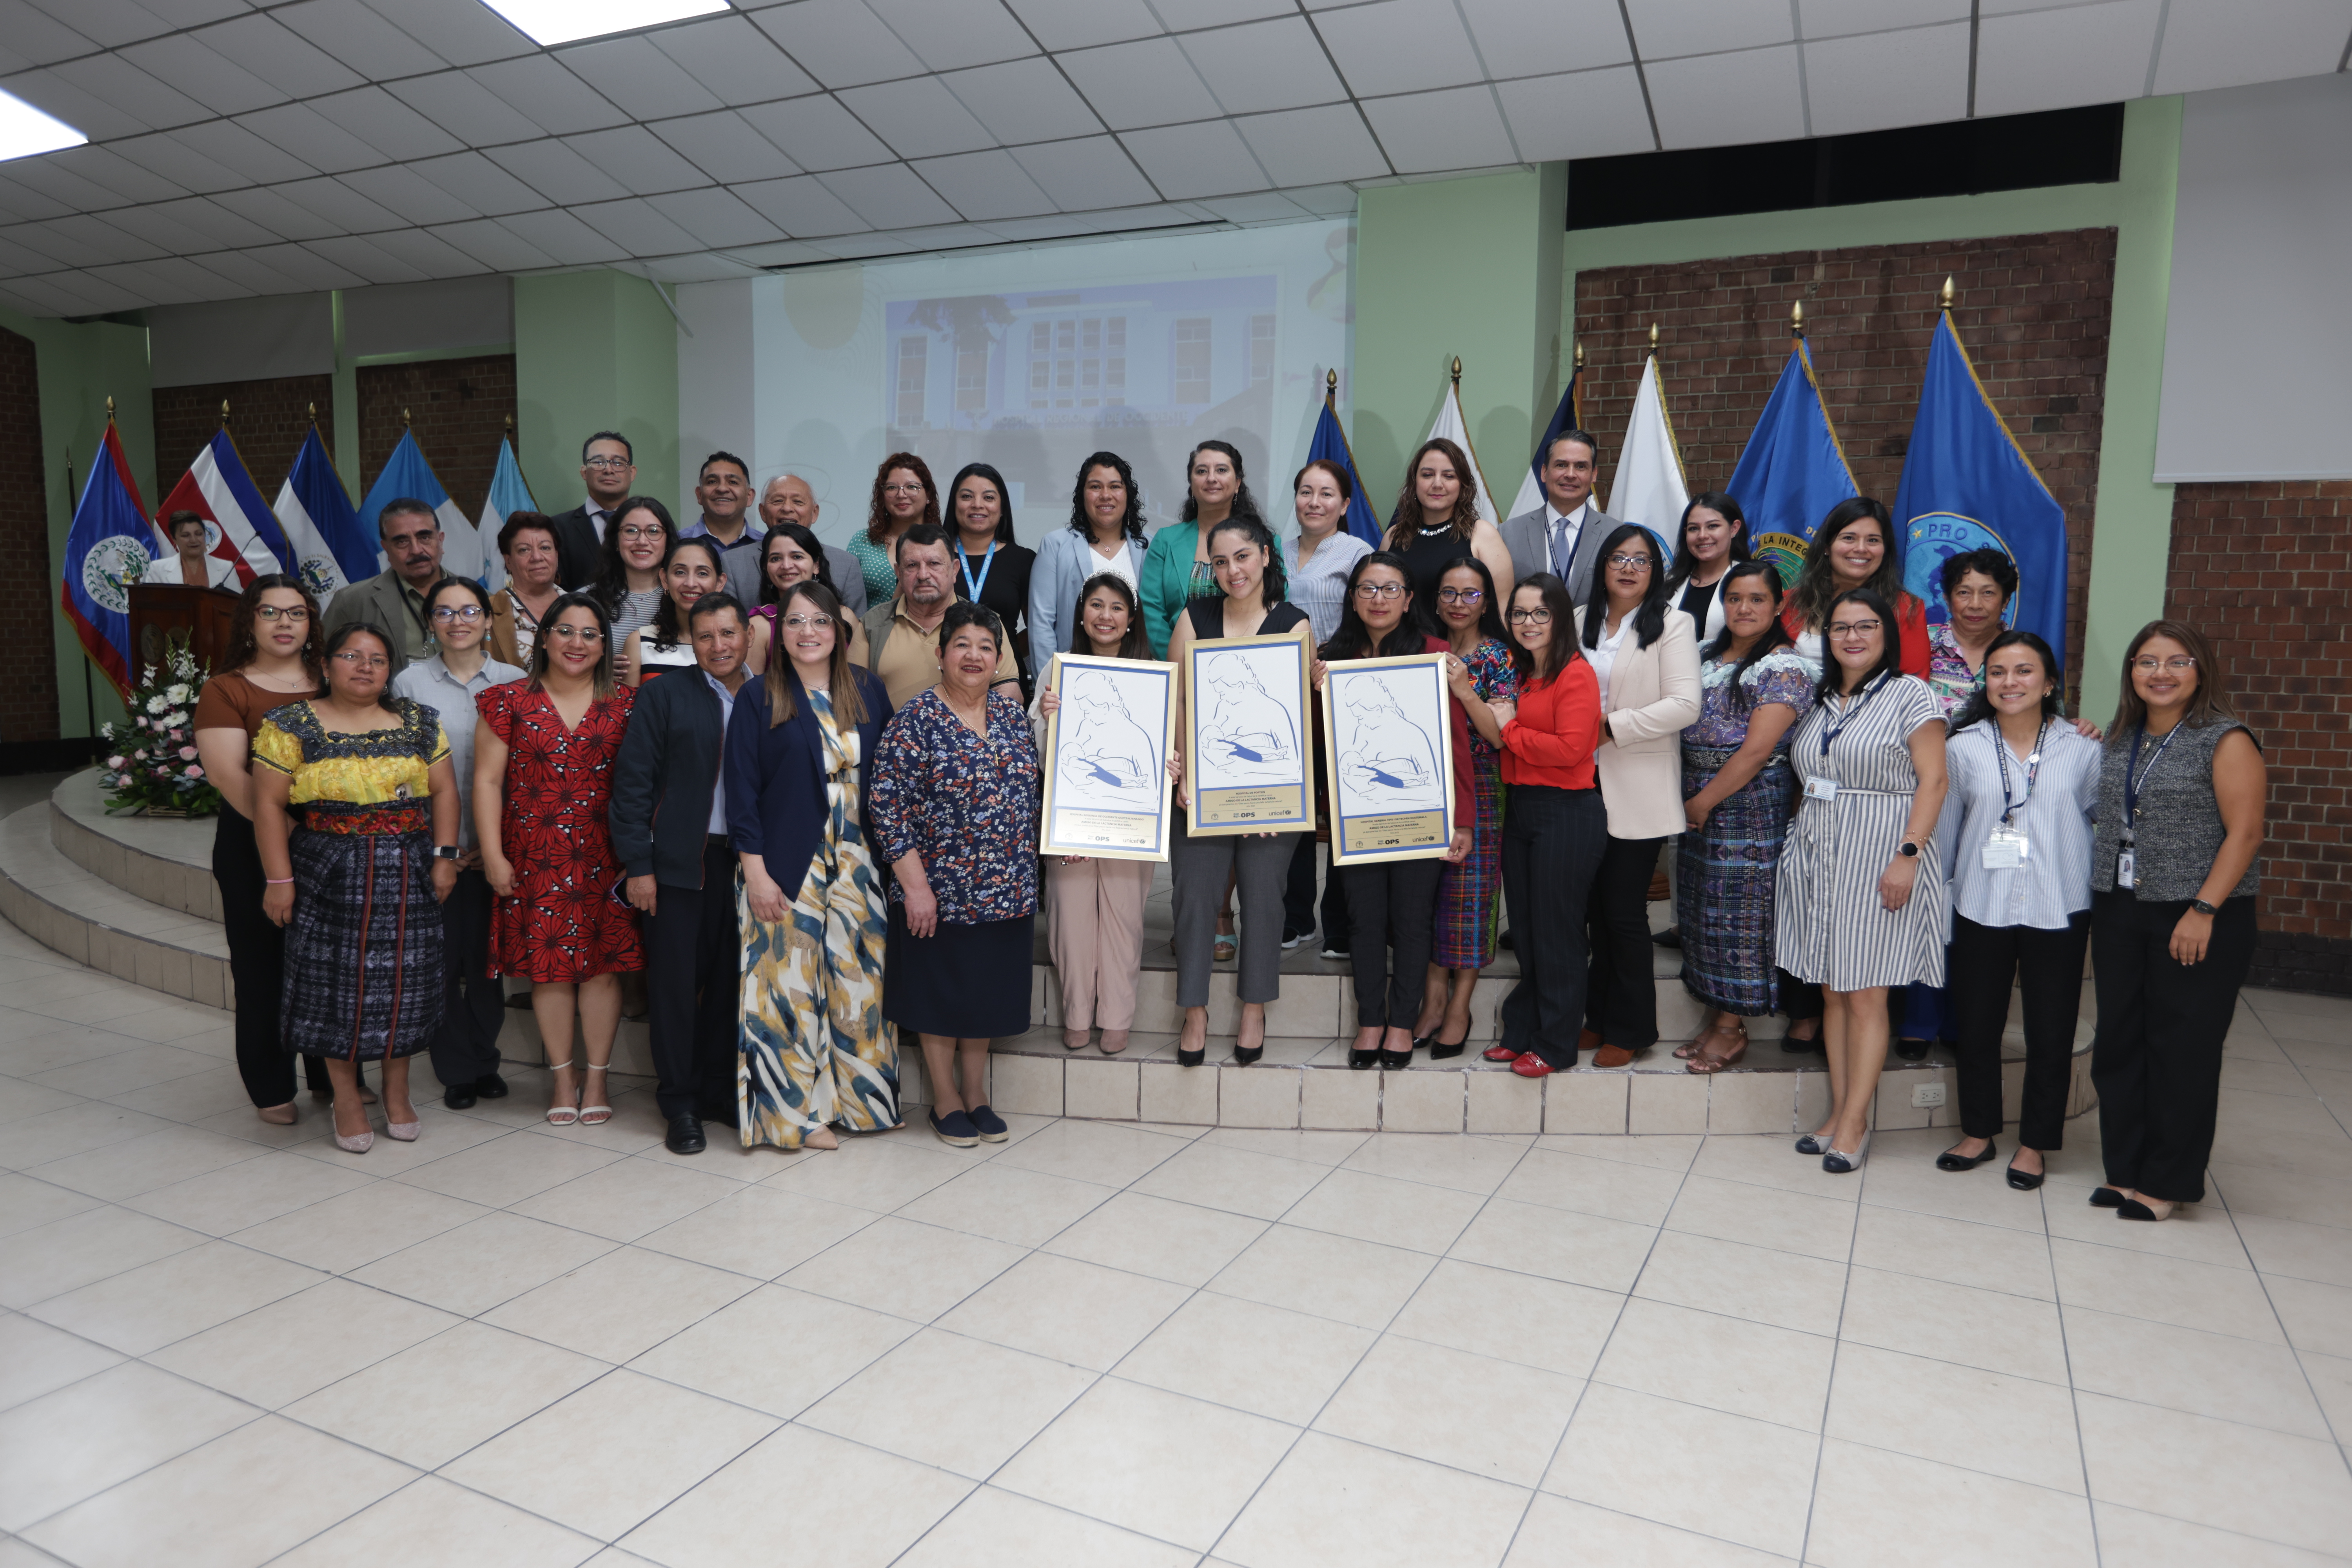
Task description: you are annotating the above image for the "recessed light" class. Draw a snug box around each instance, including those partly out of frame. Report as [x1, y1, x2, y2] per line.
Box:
[0, 87, 86, 164]
[479, 0, 731, 47]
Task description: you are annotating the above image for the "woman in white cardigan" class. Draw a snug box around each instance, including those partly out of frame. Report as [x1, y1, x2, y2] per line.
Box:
[1574, 524, 1702, 1062]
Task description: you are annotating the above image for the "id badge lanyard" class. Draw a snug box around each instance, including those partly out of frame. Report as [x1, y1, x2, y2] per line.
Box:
[1985, 719, 2048, 868]
[2118, 722, 2180, 888]
[959, 541, 998, 606]
[1804, 674, 1886, 802]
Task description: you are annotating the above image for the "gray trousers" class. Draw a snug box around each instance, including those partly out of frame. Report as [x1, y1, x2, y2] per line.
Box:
[1171, 818, 1303, 1009]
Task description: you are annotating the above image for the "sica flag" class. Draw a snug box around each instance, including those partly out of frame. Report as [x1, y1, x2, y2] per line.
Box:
[156, 430, 295, 587]
[1424, 377, 1500, 527]
[1604, 355, 1688, 561]
[273, 426, 375, 599]
[477, 436, 539, 593]
[1725, 340, 1859, 588]
[1893, 311, 2070, 673]
[1507, 364, 1582, 523]
[1305, 385, 1381, 546]
[60, 421, 154, 699]
[361, 429, 479, 582]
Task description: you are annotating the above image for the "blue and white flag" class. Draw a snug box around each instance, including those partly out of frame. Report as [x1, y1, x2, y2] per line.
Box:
[1893, 312, 2071, 672]
[59, 421, 152, 699]
[156, 429, 294, 586]
[272, 426, 375, 598]
[359, 430, 477, 582]
[477, 436, 538, 594]
[1725, 341, 1860, 586]
[1508, 365, 1583, 521]
[1304, 390, 1382, 546]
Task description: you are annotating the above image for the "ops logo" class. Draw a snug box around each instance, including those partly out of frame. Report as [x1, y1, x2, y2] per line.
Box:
[1904, 513, 2016, 628]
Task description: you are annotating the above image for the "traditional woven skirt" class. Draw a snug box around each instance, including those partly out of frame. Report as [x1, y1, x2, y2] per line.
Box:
[281, 804, 444, 1062]
[1433, 753, 1504, 969]
[1675, 744, 1796, 1017]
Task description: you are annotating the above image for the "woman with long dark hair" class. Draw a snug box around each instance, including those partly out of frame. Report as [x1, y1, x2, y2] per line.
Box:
[1783, 497, 1928, 676]
[1380, 436, 1515, 599]
[590, 496, 676, 684]
[1140, 439, 1263, 656]
[1663, 491, 1753, 644]
[1030, 450, 1149, 675]
[744, 521, 868, 672]
[625, 536, 727, 686]
[1281, 457, 1374, 953]
[848, 452, 940, 609]
[945, 461, 1036, 680]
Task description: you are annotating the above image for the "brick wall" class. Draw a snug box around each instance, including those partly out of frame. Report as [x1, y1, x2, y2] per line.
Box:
[152, 375, 337, 501]
[357, 354, 517, 521]
[1572, 229, 2114, 695]
[0, 327, 61, 746]
[2166, 481, 2352, 995]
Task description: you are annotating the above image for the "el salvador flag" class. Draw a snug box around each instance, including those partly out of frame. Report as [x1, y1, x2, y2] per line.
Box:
[59, 423, 154, 699]
[273, 426, 376, 598]
[1725, 341, 1860, 588]
[1305, 390, 1383, 546]
[477, 436, 537, 594]
[360, 430, 479, 583]
[1893, 312, 2070, 674]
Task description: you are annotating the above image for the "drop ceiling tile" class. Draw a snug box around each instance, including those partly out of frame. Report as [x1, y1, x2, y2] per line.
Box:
[311, 85, 470, 162]
[1645, 43, 1807, 147]
[737, 94, 896, 171]
[464, 55, 632, 137]
[1628, 0, 1798, 58]
[566, 125, 713, 194]
[428, 218, 558, 272]
[1361, 85, 1517, 172]
[347, 225, 492, 278]
[101, 133, 255, 196]
[276, 0, 454, 80]
[51, 145, 196, 205]
[2, 270, 134, 315]
[1975, 0, 2161, 115]
[1283, 182, 1361, 214]
[178, 246, 310, 296]
[752, 0, 926, 87]
[1119, 117, 1270, 198]
[1797, 0, 1968, 40]
[88, 256, 250, 305]
[815, 161, 960, 227]
[0, 69, 151, 144]
[236, 102, 394, 174]
[0, 5, 96, 67]
[234, 240, 370, 289]
[405, 151, 550, 216]
[910, 147, 1056, 219]
[650, 14, 820, 105]
[1494, 66, 1655, 160]
[1003, 0, 1162, 50]
[194, 13, 372, 93]
[45, 53, 215, 130]
[486, 140, 631, 205]
[211, 183, 349, 241]
[643, 252, 765, 281]
[168, 118, 322, 185]
[976, 211, 1105, 240]
[95, 195, 284, 252]
[301, 233, 431, 284]
[361, 0, 535, 67]
[1317, 0, 1488, 96]
[0, 175, 74, 225]
[0, 229, 66, 274]
[652, 111, 804, 184]
[644, 185, 788, 247]
[1010, 134, 1158, 209]
[1178, 17, 1345, 114]
[1062, 37, 1221, 129]
[556, 36, 722, 121]
[0, 154, 143, 214]
[871, 223, 982, 250]
[722, 239, 833, 267]
[837, 78, 995, 158]
[115, 0, 250, 26]
[116, 33, 294, 116]
[24, 0, 178, 49]
[734, 174, 872, 236]
[865, 0, 1036, 70]
[2151, 0, 2350, 94]
[943, 56, 1102, 145]
[267, 174, 406, 234]
[1803, 22, 1969, 137]
[338, 163, 481, 225]
[1460, 0, 1633, 73]
[0, 280, 68, 315]
[391, 70, 549, 147]
[804, 232, 916, 259]
[1193, 191, 1310, 223]
[1150, 0, 1295, 25]
[1236, 103, 1390, 185]
[6, 214, 169, 267]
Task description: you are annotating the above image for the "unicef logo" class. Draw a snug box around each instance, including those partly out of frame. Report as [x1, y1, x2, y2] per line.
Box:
[1904, 513, 2015, 628]
[82, 537, 152, 615]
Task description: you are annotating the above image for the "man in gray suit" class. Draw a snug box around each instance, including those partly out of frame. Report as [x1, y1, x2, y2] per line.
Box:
[1499, 430, 1619, 606]
[721, 472, 868, 618]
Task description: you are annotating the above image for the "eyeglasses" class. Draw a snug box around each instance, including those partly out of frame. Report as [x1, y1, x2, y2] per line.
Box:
[618, 524, 664, 542]
[331, 651, 389, 670]
[1828, 620, 1883, 637]
[430, 606, 483, 622]
[1353, 582, 1406, 600]
[1606, 554, 1654, 570]
[780, 614, 834, 631]
[547, 625, 606, 643]
[882, 483, 925, 496]
[2132, 655, 2197, 673]
[254, 605, 309, 623]
[584, 456, 632, 472]
[1506, 608, 1552, 624]
[1437, 587, 1485, 604]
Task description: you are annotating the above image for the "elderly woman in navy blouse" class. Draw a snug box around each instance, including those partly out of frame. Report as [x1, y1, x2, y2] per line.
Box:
[868, 601, 1043, 1148]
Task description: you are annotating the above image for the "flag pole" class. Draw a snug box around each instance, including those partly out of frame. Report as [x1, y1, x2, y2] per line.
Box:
[506, 412, 534, 497]
[1572, 342, 1583, 427]
[66, 441, 93, 744]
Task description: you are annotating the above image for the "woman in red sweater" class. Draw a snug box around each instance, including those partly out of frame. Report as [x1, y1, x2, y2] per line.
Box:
[1780, 498, 1929, 676]
[1484, 572, 1608, 1076]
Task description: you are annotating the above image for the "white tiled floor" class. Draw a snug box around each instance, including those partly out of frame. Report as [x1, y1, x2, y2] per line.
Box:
[2, 906, 2350, 1567]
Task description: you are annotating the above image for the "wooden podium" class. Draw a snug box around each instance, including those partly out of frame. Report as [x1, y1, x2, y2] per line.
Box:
[128, 584, 242, 677]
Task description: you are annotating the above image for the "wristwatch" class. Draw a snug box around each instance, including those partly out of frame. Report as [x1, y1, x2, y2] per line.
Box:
[430, 844, 462, 862]
[1896, 841, 1920, 858]
[2190, 898, 2218, 916]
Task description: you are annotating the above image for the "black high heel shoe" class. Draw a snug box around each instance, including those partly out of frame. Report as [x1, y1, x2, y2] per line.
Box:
[1348, 1039, 1381, 1069]
[1935, 1138, 1999, 1172]
[1176, 1045, 1206, 1066]
[1232, 1044, 1263, 1066]
[2088, 1186, 2125, 1208]
[1428, 1032, 1467, 1061]
[1378, 1036, 1413, 1071]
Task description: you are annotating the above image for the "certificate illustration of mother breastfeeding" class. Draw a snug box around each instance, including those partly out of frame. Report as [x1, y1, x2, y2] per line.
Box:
[1183, 628, 1314, 835]
[1040, 653, 1178, 860]
[1322, 653, 1457, 865]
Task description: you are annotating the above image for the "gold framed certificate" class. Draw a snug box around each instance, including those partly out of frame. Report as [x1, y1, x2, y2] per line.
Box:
[1038, 653, 1177, 862]
[1183, 626, 1314, 835]
[1322, 651, 1457, 865]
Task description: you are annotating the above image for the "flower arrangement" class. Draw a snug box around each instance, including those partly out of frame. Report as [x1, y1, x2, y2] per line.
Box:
[98, 633, 221, 817]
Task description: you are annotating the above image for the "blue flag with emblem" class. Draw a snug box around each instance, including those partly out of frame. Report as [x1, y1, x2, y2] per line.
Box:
[1725, 339, 1859, 587]
[59, 420, 153, 700]
[1893, 310, 2070, 674]
[1305, 383, 1383, 546]
[359, 428, 479, 582]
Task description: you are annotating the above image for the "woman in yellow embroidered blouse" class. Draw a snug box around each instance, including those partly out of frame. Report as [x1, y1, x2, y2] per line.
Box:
[252, 622, 459, 1154]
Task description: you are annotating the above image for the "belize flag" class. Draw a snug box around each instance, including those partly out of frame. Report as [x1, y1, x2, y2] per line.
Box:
[360, 430, 478, 583]
[476, 436, 538, 594]
[155, 430, 294, 586]
[273, 426, 377, 598]
[1304, 388, 1381, 546]
[60, 422, 154, 699]
[1893, 311, 2071, 673]
[1725, 341, 1860, 588]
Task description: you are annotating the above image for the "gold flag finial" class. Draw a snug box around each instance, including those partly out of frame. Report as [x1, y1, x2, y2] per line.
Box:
[505, 412, 515, 434]
[307, 402, 317, 424]
[105, 396, 116, 422]
[1325, 367, 1337, 396]
[1648, 322, 1660, 355]
[1573, 343, 1584, 370]
[1450, 355, 1462, 386]
[1940, 276, 1956, 313]
[403, 407, 412, 428]
[220, 399, 230, 428]
[1791, 299, 1806, 339]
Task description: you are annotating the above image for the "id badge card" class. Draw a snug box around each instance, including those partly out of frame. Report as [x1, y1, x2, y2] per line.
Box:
[1982, 829, 2028, 870]
[1804, 776, 1839, 802]
[2116, 847, 2135, 889]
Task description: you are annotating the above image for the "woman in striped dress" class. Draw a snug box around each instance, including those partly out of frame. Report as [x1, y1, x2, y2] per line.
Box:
[1775, 587, 1949, 1172]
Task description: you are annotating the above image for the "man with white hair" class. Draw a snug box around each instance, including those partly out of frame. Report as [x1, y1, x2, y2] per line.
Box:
[721, 472, 868, 617]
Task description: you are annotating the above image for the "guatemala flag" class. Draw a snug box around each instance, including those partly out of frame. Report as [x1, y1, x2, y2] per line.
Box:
[155, 429, 294, 587]
[1305, 386, 1382, 546]
[1507, 362, 1583, 522]
[1725, 341, 1860, 588]
[60, 422, 153, 699]
[360, 430, 478, 583]
[476, 436, 538, 594]
[273, 426, 376, 599]
[1893, 312, 2071, 674]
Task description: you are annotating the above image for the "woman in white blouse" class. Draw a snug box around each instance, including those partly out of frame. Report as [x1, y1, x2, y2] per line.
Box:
[1573, 524, 1700, 1062]
[1932, 630, 2100, 1190]
[1662, 492, 1751, 646]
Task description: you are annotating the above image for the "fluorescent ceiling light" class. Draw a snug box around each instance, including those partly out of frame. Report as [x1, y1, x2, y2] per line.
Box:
[479, 0, 730, 48]
[0, 87, 86, 164]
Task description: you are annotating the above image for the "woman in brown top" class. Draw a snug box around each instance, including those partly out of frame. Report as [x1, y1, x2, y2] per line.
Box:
[192, 574, 329, 1123]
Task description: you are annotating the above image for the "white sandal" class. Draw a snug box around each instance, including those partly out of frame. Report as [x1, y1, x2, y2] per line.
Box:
[544, 1060, 579, 1126]
[579, 1063, 612, 1126]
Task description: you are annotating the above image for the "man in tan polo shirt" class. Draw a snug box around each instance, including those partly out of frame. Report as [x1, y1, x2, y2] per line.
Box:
[857, 523, 1021, 709]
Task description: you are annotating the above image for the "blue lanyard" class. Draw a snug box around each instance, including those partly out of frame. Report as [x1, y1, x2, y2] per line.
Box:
[2123, 723, 2180, 837]
[1818, 674, 1888, 757]
[958, 542, 997, 605]
[1993, 719, 2049, 826]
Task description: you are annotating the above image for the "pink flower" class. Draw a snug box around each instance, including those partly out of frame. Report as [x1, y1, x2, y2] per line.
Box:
[185, 765, 204, 779]
[106, 756, 125, 770]
[132, 749, 147, 761]
[178, 745, 198, 761]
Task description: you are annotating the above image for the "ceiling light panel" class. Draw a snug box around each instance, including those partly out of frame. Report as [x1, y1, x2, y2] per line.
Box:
[476, 0, 730, 49]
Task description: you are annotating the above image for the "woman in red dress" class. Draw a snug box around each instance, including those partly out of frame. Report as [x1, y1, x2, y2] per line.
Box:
[473, 593, 644, 1126]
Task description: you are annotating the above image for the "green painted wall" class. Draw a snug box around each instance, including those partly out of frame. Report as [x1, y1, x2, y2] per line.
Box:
[514, 271, 680, 518]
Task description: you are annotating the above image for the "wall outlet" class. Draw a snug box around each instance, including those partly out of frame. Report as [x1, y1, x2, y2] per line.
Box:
[1911, 1082, 1948, 1108]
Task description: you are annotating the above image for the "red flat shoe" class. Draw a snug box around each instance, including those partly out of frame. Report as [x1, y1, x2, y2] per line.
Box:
[1482, 1044, 1524, 1063]
[1510, 1053, 1556, 1078]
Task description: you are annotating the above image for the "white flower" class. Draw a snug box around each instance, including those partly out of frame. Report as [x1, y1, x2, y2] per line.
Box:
[145, 695, 167, 715]
[165, 684, 191, 705]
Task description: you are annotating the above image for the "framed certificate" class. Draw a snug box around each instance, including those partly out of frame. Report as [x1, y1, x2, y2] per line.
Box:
[1038, 653, 1178, 861]
[1322, 652, 1457, 865]
[1183, 626, 1314, 835]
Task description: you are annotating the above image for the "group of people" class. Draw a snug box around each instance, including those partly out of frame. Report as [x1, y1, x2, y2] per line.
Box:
[191, 426, 2266, 1218]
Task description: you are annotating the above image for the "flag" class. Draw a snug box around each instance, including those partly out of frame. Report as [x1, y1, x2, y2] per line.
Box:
[1604, 355, 1688, 559]
[1424, 376, 1500, 526]
[1508, 361, 1583, 521]
[154, 429, 295, 587]
[476, 436, 538, 593]
[360, 429, 477, 583]
[272, 426, 375, 599]
[1724, 340, 1860, 587]
[1304, 384, 1382, 546]
[59, 421, 153, 699]
[1893, 310, 2071, 672]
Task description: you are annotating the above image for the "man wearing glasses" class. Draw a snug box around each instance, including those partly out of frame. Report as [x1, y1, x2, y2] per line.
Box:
[549, 431, 637, 588]
[325, 498, 453, 668]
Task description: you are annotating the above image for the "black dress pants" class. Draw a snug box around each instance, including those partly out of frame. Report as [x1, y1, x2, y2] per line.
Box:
[429, 867, 505, 1089]
[1283, 832, 1351, 945]
[646, 838, 744, 1122]
[213, 806, 329, 1105]
[1498, 785, 1608, 1068]
[1949, 911, 2090, 1148]
[2090, 890, 2256, 1204]
[1585, 833, 1665, 1048]
[1341, 858, 1442, 1029]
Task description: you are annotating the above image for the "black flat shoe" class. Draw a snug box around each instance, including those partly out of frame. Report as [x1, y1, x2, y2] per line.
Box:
[1781, 1031, 1823, 1055]
[1650, 926, 1681, 949]
[1895, 1038, 1931, 1061]
[1428, 1034, 1467, 1061]
[1935, 1139, 1998, 1172]
[1378, 1047, 1412, 1070]
[1348, 1046, 1379, 1069]
[2116, 1197, 2173, 1222]
[2005, 1160, 2045, 1191]
[665, 1113, 707, 1155]
[442, 1084, 479, 1111]
[474, 1071, 509, 1100]
[1231, 1044, 1263, 1066]
[2089, 1186, 2125, 1208]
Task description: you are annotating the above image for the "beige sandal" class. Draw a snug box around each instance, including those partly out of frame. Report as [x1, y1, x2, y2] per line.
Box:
[1687, 1026, 1749, 1075]
[543, 1060, 579, 1126]
[579, 1063, 613, 1126]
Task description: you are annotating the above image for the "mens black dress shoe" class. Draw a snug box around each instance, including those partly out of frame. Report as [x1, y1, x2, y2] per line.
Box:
[474, 1072, 509, 1100]
[443, 1083, 479, 1111]
[665, 1113, 707, 1155]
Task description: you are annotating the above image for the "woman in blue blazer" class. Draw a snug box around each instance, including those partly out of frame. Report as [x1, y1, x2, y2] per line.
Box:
[1027, 451, 1150, 677]
[725, 581, 898, 1151]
